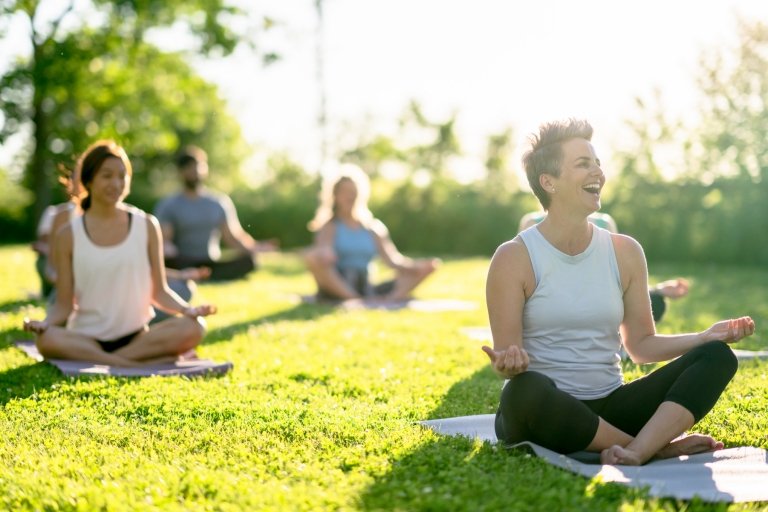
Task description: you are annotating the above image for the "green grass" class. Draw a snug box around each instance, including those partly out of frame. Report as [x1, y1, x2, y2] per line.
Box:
[1, 245, 768, 510]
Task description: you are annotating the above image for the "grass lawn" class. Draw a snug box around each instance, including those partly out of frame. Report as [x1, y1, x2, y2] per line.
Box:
[1, 244, 768, 511]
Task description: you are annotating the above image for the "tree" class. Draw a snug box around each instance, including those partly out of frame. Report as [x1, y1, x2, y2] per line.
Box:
[484, 127, 516, 194]
[0, 0, 252, 226]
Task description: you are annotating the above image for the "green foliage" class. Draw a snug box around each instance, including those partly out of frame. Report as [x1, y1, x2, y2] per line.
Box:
[0, 0, 252, 228]
[372, 178, 537, 255]
[341, 101, 463, 180]
[231, 154, 320, 249]
[604, 21, 768, 264]
[0, 168, 32, 241]
[1, 246, 768, 510]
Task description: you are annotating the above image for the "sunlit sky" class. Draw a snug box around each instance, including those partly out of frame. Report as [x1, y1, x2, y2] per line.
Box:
[2, 0, 768, 183]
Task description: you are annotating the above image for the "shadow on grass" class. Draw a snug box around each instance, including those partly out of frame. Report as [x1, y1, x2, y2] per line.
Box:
[202, 302, 335, 346]
[0, 360, 68, 406]
[358, 367, 667, 511]
[0, 297, 43, 314]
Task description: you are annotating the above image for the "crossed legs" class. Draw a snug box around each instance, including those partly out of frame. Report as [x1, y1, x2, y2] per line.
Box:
[495, 341, 738, 465]
[303, 247, 439, 301]
[35, 316, 205, 367]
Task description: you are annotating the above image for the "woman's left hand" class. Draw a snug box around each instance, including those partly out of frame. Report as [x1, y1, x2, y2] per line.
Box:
[183, 304, 218, 318]
[704, 316, 755, 344]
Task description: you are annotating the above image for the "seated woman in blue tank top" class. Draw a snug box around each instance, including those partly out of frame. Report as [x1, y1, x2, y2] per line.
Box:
[304, 164, 440, 302]
[483, 119, 754, 465]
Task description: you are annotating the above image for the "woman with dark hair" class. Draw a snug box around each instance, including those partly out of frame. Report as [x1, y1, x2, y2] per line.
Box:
[23, 140, 216, 366]
[304, 163, 440, 302]
[483, 119, 753, 465]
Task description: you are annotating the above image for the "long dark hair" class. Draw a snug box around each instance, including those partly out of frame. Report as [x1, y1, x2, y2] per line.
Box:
[73, 140, 132, 210]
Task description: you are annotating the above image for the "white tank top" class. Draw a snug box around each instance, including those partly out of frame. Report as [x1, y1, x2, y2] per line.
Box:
[67, 206, 155, 340]
[515, 224, 624, 400]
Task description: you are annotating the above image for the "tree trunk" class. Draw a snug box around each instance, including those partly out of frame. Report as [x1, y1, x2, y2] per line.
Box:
[29, 42, 51, 227]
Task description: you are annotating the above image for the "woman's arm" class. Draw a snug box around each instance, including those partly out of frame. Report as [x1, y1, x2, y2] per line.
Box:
[147, 215, 216, 317]
[370, 220, 413, 271]
[24, 226, 75, 333]
[615, 234, 753, 364]
[482, 238, 535, 379]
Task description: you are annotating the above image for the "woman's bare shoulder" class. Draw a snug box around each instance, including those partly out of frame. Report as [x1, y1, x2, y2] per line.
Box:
[610, 233, 645, 260]
[492, 236, 530, 263]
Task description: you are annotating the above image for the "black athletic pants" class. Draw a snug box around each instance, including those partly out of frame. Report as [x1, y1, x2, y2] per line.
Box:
[495, 341, 738, 454]
[650, 291, 667, 323]
[166, 253, 255, 281]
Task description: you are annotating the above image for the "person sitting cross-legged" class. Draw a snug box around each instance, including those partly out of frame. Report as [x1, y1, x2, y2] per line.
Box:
[23, 140, 216, 367]
[484, 119, 753, 465]
[303, 164, 440, 303]
[154, 146, 277, 282]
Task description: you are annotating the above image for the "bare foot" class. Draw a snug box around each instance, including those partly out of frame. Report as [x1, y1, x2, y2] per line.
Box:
[655, 434, 723, 460]
[178, 349, 200, 361]
[600, 445, 644, 466]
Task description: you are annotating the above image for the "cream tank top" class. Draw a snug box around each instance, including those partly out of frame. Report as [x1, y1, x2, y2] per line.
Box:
[67, 206, 155, 340]
[516, 225, 624, 400]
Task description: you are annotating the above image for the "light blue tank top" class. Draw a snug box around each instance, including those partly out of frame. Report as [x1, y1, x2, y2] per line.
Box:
[516, 225, 624, 400]
[334, 220, 377, 271]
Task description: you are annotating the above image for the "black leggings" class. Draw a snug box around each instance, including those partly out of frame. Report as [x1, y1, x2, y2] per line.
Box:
[166, 253, 255, 281]
[495, 341, 738, 454]
[650, 291, 667, 323]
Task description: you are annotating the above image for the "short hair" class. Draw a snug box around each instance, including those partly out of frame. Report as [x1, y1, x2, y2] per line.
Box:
[522, 119, 593, 210]
[176, 146, 208, 169]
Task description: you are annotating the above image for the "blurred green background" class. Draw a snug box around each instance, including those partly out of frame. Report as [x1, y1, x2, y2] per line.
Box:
[2, 2, 768, 264]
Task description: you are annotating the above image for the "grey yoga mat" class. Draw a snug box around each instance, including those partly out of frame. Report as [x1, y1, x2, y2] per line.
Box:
[14, 340, 233, 377]
[459, 326, 768, 360]
[421, 415, 768, 503]
[298, 295, 478, 312]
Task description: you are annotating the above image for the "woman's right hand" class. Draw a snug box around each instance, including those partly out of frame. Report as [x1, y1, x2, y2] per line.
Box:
[704, 316, 755, 344]
[482, 345, 529, 378]
[183, 304, 218, 318]
[23, 318, 49, 334]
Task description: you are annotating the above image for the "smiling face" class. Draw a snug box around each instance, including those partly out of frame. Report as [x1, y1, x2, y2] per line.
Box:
[333, 178, 358, 217]
[543, 138, 605, 215]
[88, 156, 129, 206]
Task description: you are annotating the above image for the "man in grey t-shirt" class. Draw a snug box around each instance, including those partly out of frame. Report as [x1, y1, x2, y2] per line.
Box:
[155, 146, 276, 281]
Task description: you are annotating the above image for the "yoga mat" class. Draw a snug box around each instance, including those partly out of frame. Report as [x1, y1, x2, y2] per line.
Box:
[297, 295, 478, 312]
[421, 415, 768, 503]
[459, 327, 768, 361]
[14, 340, 233, 377]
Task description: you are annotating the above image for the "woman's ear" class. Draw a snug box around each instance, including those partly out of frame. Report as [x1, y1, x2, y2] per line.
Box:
[539, 174, 555, 193]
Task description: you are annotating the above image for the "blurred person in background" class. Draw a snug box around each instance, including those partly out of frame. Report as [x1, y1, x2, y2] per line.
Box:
[32, 200, 78, 300]
[155, 146, 277, 284]
[518, 210, 689, 323]
[24, 140, 216, 366]
[304, 164, 441, 302]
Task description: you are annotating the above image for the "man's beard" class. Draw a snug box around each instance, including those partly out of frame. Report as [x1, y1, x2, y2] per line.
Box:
[183, 179, 199, 190]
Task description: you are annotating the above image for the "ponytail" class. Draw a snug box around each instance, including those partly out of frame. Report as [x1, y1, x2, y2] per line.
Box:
[81, 194, 92, 210]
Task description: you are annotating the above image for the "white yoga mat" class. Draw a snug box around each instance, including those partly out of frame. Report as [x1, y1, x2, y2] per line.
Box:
[459, 327, 768, 360]
[14, 340, 233, 378]
[421, 415, 768, 503]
